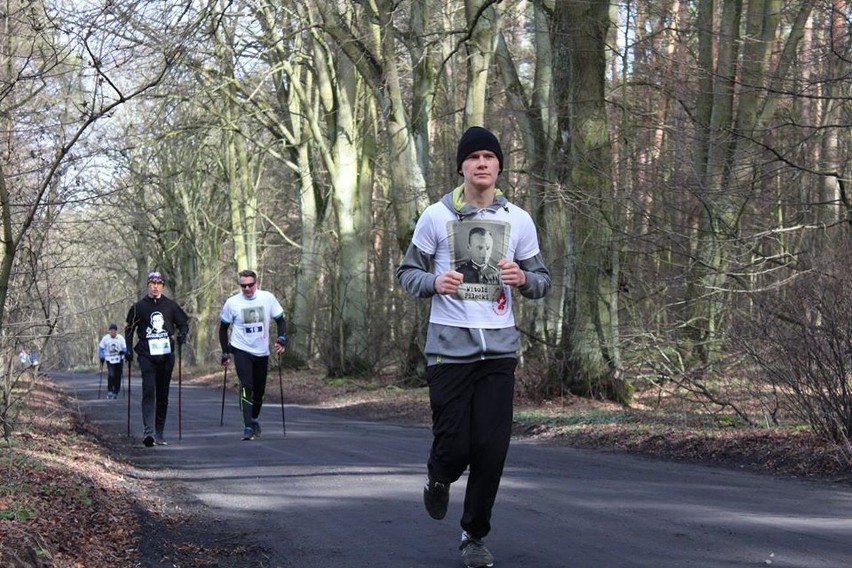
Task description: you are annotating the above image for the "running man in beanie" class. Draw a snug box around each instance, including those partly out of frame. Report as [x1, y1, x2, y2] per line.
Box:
[218, 269, 287, 441]
[396, 126, 551, 567]
[98, 323, 127, 399]
[125, 271, 189, 447]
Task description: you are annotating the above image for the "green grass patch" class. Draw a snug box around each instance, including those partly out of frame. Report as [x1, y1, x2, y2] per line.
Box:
[514, 409, 635, 428]
[324, 377, 387, 391]
[0, 504, 35, 521]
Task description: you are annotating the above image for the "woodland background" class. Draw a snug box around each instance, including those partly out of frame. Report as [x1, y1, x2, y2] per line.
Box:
[1, 1, 851, 452]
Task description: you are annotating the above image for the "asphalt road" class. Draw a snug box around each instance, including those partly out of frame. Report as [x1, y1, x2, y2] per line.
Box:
[49, 371, 852, 568]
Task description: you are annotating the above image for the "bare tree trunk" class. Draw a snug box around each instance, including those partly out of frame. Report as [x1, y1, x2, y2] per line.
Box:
[212, 15, 259, 271]
[316, 0, 431, 375]
[495, 5, 562, 366]
[816, 3, 848, 233]
[688, 0, 815, 364]
[552, 0, 629, 404]
[290, 137, 325, 363]
[328, 54, 371, 374]
[463, 0, 499, 124]
[686, 0, 740, 364]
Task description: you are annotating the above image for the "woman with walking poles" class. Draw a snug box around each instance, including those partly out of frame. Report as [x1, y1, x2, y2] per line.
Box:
[124, 271, 190, 447]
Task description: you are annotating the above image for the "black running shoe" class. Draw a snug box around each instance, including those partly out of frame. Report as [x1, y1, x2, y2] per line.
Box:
[251, 420, 261, 438]
[460, 535, 494, 568]
[242, 427, 255, 441]
[154, 432, 167, 446]
[423, 475, 450, 520]
[143, 434, 155, 447]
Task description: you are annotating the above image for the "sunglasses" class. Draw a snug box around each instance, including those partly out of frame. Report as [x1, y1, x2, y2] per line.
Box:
[239, 281, 256, 289]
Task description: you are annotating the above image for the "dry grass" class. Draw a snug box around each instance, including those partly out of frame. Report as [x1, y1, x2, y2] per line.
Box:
[1, 382, 142, 567]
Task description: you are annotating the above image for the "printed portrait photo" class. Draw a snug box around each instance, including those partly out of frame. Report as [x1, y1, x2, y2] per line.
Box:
[448, 219, 509, 301]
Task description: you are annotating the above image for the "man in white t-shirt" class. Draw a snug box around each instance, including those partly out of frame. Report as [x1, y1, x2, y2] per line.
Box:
[219, 269, 287, 440]
[396, 126, 551, 568]
[98, 323, 127, 399]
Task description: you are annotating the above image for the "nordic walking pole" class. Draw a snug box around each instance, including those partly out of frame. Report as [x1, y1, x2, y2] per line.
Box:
[126, 359, 132, 437]
[220, 364, 228, 426]
[277, 354, 286, 436]
[98, 362, 104, 399]
[178, 341, 183, 441]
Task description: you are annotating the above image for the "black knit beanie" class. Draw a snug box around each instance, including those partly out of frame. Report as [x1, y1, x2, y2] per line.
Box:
[456, 126, 504, 175]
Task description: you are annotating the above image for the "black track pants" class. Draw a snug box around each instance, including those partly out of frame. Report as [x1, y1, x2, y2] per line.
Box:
[232, 348, 269, 427]
[106, 362, 123, 394]
[137, 353, 174, 436]
[426, 358, 517, 539]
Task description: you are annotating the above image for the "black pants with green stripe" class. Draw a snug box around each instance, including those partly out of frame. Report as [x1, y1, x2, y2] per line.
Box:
[426, 358, 517, 539]
[232, 347, 269, 427]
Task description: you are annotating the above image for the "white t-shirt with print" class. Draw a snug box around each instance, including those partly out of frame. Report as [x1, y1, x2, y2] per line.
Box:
[411, 201, 540, 329]
[220, 290, 285, 356]
[99, 334, 127, 364]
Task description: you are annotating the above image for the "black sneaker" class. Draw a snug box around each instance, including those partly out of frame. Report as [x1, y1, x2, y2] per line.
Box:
[154, 432, 167, 446]
[423, 475, 450, 520]
[143, 434, 155, 447]
[242, 427, 255, 441]
[251, 420, 261, 438]
[460, 535, 494, 568]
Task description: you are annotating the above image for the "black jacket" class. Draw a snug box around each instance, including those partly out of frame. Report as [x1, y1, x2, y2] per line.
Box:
[125, 295, 190, 359]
